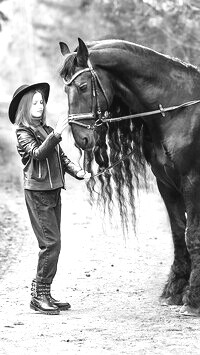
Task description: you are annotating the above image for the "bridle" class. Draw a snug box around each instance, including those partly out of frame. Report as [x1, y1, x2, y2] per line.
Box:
[63, 59, 110, 130]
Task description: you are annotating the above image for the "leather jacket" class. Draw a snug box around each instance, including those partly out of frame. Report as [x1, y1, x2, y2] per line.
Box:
[16, 124, 83, 190]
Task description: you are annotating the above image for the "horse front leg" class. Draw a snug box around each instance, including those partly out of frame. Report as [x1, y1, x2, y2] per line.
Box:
[180, 175, 200, 316]
[156, 179, 191, 305]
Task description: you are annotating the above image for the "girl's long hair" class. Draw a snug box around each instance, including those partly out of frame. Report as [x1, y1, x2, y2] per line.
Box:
[15, 90, 47, 127]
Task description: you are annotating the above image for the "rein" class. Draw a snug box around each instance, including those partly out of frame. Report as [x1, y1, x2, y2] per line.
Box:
[101, 100, 200, 124]
[87, 150, 134, 179]
[66, 99, 200, 130]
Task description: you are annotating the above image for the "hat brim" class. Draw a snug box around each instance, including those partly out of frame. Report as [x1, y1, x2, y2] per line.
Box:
[8, 82, 50, 124]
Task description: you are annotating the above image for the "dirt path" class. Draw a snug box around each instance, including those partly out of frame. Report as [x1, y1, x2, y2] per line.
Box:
[1, 105, 200, 355]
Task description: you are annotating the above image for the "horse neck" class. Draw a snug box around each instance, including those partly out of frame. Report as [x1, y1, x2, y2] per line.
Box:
[95, 45, 200, 109]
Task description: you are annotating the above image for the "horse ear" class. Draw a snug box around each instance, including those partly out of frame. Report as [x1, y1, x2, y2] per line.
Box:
[59, 42, 70, 56]
[76, 38, 88, 67]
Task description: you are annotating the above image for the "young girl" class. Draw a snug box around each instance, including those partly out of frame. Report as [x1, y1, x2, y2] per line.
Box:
[8, 82, 90, 315]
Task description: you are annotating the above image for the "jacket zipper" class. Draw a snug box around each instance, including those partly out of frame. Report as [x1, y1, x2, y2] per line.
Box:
[57, 146, 66, 189]
[46, 158, 53, 188]
[38, 162, 41, 179]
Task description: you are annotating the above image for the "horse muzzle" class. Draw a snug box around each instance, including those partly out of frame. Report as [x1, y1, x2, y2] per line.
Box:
[70, 121, 96, 150]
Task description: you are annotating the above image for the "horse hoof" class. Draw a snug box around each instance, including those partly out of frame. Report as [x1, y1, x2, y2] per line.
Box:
[160, 295, 183, 306]
[160, 298, 172, 306]
[180, 305, 200, 317]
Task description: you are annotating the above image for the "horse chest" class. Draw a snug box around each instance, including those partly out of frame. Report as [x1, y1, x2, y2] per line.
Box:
[151, 144, 173, 175]
[143, 136, 169, 166]
[144, 138, 181, 188]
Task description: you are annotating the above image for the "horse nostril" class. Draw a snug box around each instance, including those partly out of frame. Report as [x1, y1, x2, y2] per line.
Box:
[83, 137, 88, 147]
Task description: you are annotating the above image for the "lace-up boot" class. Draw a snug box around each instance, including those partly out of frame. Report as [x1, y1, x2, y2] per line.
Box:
[45, 283, 71, 311]
[31, 279, 71, 311]
[30, 280, 60, 315]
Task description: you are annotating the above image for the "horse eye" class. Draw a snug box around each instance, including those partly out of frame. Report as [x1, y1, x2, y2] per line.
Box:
[79, 83, 87, 91]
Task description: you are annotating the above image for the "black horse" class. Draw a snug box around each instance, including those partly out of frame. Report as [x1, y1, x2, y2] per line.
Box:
[59, 38, 200, 316]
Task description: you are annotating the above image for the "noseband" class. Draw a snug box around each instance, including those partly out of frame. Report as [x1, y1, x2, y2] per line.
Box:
[63, 59, 110, 130]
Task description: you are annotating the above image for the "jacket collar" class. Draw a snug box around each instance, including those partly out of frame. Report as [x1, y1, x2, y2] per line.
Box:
[31, 125, 53, 141]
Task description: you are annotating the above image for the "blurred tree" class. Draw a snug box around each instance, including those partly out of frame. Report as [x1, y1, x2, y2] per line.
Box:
[32, 0, 111, 58]
[95, 0, 200, 66]
[25, 0, 200, 79]
[30, 0, 114, 86]
[3, 0, 200, 99]
[0, 0, 8, 31]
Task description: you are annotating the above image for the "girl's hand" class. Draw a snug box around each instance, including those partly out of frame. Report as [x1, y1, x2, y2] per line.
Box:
[83, 171, 91, 179]
[54, 115, 69, 135]
[76, 170, 91, 179]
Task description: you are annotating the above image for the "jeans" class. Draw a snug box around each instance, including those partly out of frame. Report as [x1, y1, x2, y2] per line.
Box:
[24, 188, 61, 284]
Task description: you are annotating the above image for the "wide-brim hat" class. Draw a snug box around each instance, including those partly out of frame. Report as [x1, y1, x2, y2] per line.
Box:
[8, 82, 50, 124]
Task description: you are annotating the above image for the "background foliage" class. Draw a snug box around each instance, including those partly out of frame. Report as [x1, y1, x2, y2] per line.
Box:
[1, 0, 200, 102]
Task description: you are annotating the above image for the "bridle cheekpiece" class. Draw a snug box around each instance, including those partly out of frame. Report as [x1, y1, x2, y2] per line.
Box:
[63, 59, 110, 130]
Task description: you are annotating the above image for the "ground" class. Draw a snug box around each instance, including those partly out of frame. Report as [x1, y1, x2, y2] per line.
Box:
[1, 103, 200, 355]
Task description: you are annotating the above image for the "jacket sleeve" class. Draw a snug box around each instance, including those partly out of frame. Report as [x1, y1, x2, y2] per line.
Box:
[59, 146, 84, 180]
[16, 127, 62, 161]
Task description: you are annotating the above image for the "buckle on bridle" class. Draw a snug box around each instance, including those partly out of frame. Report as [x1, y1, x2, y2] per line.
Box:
[94, 118, 104, 127]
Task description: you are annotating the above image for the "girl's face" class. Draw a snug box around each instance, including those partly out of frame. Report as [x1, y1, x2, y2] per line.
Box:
[30, 92, 44, 123]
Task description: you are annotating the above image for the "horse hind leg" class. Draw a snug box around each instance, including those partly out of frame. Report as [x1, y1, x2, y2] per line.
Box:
[180, 176, 200, 316]
[157, 179, 191, 305]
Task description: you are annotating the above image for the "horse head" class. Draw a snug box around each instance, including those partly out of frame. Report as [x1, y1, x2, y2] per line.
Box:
[59, 38, 114, 151]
